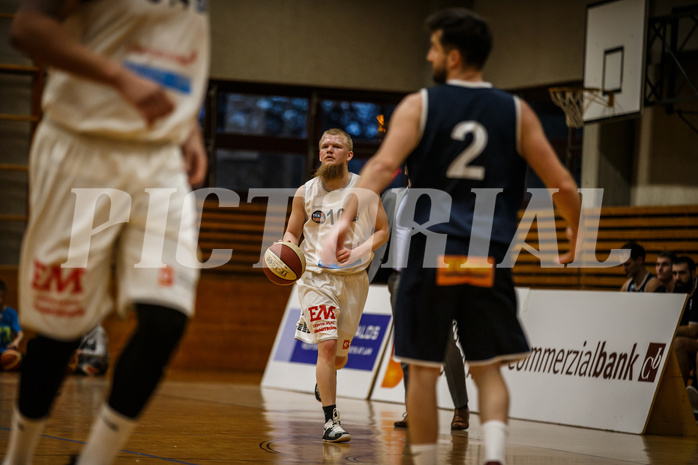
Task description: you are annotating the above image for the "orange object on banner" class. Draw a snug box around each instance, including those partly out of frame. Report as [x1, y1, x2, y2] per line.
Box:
[436, 255, 494, 287]
[381, 345, 404, 388]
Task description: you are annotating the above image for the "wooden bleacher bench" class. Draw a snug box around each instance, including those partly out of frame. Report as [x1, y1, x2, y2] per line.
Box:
[512, 205, 698, 290]
[198, 200, 289, 274]
[198, 201, 698, 291]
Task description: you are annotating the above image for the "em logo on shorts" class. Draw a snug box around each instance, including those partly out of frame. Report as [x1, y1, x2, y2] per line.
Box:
[158, 266, 175, 287]
[311, 211, 326, 224]
[638, 343, 665, 383]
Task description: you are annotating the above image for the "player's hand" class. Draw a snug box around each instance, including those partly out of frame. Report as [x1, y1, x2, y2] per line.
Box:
[182, 126, 208, 187]
[115, 68, 174, 126]
[557, 226, 578, 265]
[336, 247, 351, 264]
[7, 342, 17, 350]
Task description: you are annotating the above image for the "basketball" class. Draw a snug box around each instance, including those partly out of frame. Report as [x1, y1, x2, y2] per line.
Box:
[263, 242, 306, 286]
[1, 349, 22, 372]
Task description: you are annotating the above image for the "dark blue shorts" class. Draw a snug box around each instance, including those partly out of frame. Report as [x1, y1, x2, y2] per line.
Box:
[393, 236, 530, 366]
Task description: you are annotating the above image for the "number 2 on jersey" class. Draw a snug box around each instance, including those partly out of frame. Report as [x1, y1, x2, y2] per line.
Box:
[446, 121, 487, 180]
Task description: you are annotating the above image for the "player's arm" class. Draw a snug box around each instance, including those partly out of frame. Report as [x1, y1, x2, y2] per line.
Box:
[8, 331, 23, 350]
[181, 124, 208, 187]
[336, 92, 422, 250]
[519, 99, 581, 264]
[338, 198, 390, 264]
[676, 323, 698, 339]
[355, 92, 422, 194]
[7, 313, 23, 350]
[10, 0, 173, 125]
[282, 186, 305, 246]
[643, 279, 657, 292]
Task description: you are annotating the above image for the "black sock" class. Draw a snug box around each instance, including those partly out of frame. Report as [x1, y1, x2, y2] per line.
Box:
[323, 404, 336, 423]
[108, 304, 188, 419]
[19, 336, 81, 419]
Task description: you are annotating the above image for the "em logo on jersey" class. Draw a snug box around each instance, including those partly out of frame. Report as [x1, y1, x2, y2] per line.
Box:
[311, 211, 326, 224]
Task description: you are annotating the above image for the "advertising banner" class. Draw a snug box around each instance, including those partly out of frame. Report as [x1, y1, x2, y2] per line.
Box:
[262, 284, 393, 400]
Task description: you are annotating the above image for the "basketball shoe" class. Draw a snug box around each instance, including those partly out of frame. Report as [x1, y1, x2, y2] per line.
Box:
[323, 408, 351, 443]
[394, 412, 408, 428]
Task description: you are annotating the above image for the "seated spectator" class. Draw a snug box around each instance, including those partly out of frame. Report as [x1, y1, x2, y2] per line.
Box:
[0, 280, 23, 354]
[619, 242, 660, 292]
[73, 323, 110, 376]
[654, 252, 677, 293]
[671, 256, 698, 387]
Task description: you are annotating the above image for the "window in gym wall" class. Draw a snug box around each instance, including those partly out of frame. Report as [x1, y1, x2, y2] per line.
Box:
[209, 82, 405, 192]
[215, 149, 306, 190]
[218, 94, 309, 137]
[320, 100, 396, 142]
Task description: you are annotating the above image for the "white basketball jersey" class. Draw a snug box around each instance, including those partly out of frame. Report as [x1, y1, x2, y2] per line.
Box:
[301, 173, 375, 273]
[42, 0, 210, 144]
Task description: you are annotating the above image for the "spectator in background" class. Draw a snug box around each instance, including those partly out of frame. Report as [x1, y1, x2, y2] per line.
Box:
[73, 324, 110, 377]
[654, 252, 677, 293]
[620, 242, 660, 292]
[671, 256, 698, 387]
[0, 280, 23, 354]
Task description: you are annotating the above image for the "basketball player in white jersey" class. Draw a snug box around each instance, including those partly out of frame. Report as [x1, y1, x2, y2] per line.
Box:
[6, 1, 209, 464]
[282, 128, 389, 442]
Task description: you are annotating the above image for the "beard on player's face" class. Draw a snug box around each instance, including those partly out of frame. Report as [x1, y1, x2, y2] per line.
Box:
[432, 63, 447, 84]
[674, 278, 693, 294]
[316, 162, 346, 182]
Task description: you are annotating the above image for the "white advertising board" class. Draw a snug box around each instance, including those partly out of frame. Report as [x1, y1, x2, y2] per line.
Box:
[262, 284, 393, 400]
[466, 290, 686, 433]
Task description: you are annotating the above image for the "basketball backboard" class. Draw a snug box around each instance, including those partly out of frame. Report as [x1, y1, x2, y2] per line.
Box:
[584, 0, 648, 123]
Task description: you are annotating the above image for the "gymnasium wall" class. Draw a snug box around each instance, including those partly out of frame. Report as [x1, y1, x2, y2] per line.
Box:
[208, 0, 467, 92]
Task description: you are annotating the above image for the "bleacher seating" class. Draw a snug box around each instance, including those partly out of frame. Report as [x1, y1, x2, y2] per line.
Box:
[198, 200, 698, 292]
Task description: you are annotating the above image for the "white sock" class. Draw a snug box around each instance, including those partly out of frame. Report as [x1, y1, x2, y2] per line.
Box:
[75, 405, 137, 465]
[482, 420, 507, 464]
[2, 406, 48, 465]
[411, 443, 437, 465]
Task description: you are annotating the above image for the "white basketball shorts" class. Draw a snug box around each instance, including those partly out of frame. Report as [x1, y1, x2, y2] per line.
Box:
[294, 270, 369, 357]
[19, 120, 200, 341]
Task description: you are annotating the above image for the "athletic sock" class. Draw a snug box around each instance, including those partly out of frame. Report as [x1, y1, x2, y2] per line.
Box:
[75, 404, 137, 465]
[482, 420, 507, 465]
[323, 404, 337, 423]
[411, 443, 437, 465]
[2, 406, 48, 465]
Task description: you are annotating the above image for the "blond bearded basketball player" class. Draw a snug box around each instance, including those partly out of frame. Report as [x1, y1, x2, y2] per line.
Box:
[282, 128, 388, 442]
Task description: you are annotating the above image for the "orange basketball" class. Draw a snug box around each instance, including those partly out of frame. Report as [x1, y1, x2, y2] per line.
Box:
[1, 349, 22, 372]
[263, 242, 306, 286]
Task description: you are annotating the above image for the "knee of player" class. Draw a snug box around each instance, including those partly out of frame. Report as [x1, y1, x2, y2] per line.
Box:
[317, 339, 338, 360]
[335, 355, 348, 370]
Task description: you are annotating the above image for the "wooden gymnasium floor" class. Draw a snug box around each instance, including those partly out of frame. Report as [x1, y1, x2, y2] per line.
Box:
[1, 371, 697, 465]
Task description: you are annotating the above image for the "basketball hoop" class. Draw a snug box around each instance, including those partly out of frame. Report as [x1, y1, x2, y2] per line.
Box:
[549, 87, 615, 128]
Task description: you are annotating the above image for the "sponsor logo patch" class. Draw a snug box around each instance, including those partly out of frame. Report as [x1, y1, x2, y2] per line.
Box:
[311, 210, 326, 224]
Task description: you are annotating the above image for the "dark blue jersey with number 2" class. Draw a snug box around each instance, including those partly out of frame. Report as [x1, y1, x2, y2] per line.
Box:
[405, 81, 526, 258]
